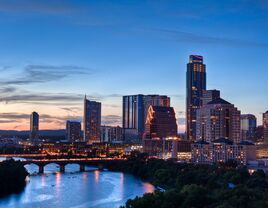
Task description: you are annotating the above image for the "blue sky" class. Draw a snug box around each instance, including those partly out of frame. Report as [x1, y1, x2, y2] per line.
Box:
[0, 0, 267, 131]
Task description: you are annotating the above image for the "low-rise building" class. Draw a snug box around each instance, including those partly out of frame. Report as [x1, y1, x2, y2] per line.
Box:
[191, 138, 256, 165]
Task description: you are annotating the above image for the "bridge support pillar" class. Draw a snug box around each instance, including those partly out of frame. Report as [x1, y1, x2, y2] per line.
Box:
[39, 165, 44, 174]
[80, 164, 85, 172]
[60, 164, 65, 172]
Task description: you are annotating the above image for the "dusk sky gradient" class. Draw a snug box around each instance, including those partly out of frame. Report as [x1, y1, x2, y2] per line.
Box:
[0, 0, 267, 132]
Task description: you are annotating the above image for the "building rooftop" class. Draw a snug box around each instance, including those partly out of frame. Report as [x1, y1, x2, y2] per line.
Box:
[207, 97, 231, 105]
[239, 141, 255, 145]
[194, 140, 210, 145]
[212, 137, 233, 145]
[151, 106, 175, 113]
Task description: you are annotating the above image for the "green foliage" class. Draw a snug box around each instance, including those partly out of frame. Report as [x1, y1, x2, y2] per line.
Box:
[0, 159, 29, 197]
[111, 154, 268, 208]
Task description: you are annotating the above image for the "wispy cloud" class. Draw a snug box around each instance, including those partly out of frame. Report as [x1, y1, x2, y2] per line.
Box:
[102, 115, 121, 126]
[149, 28, 268, 48]
[0, 112, 81, 127]
[0, 64, 91, 86]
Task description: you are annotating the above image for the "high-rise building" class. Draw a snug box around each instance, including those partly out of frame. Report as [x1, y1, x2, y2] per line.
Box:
[66, 120, 81, 142]
[241, 114, 257, 142]
[30, 112, 39, 142]
[122, 94, 170, 142]
[186, 55, 206, 141]
[100, 126, 123, 143]
[123, 94, 145, 141]
[83, 96, 101, 143]
[144, 106, 177, 139]
[263, 111, 268, 144]
[196, 97, 241, 144]
[201, 89, 220, 106]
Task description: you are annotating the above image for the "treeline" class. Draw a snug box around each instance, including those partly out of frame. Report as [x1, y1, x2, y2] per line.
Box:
[106, 153, 268, 208]
[0, 159, 28, 197]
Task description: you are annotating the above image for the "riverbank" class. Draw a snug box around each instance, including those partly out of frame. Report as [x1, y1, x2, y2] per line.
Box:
[0, 159, 28, 197]
[104, 154, 268, 208]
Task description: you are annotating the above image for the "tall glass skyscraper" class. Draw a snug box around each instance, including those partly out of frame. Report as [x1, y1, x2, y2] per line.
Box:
[30, 111, 39, 142]
[122, 95, 145, 142]
[186, 55, 206, 141]
[83, 96, 101, 143]
[122, 94, 170, 142]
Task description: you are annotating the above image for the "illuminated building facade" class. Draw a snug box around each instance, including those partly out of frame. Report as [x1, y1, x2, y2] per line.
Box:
[30, 111, 39, 142]
[196, 97, 241, 143]
[66, 120, 81, 142]
[191, 138, 256, 165]
[100, 126, 123, 143]
[122, 94, 170, 142]
[123, 94, 145, 142]
[201, 89, 220, 106]
[83, 96, 101, 143]
[145, 106, 177, 139]
[186, 55, 206, 141]
[263, 111, 268, 144]
[241, 114, 256, 142]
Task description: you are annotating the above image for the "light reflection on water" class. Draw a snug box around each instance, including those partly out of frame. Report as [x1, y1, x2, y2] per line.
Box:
[0, 163, 155, 208]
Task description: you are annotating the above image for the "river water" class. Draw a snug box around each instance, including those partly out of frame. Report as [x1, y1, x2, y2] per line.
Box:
[0, 160, 154, 208]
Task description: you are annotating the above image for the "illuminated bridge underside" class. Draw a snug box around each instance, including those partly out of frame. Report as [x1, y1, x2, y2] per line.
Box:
[21, 158, 124, 173]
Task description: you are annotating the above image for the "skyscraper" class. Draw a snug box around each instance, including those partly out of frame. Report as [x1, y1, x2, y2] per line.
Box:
[66, 120, 81, 142]
[186, 55, 206, 141]
[122, 94, 171, 142]
[263, 111, 268, 144]
[30, 111, 39, 142]
[241, 114, 257, 142]
[83, 96, 101, 143]
[123, 94, 145, 142]
[145, 106, 177, 139]
[196, 97, 241, 144]
[201, 89, 220, 106]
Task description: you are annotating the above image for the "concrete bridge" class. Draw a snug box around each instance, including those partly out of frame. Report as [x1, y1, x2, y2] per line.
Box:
[20, 158, 124, 174]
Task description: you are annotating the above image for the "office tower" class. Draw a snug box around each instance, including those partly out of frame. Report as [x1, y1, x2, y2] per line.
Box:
[123, 94, 145, 141]
[30, 112, 39, 142]
[122, 94, 170, 142]
[201, 89, 220, 106]
[186, 55, 206, 141]
[145, 106, 177, 139]
[83, 96, 101, 143]
[196, 97, 241, 143]
[144, 95, 170, 125]
[241, 114, 257, 142]
[263, 111, 268, 144]
[66, 120, 81, 142]
[100, 126, 123, 143]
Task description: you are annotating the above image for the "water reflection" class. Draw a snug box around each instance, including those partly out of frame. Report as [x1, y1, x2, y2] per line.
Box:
[0, 163, 155, 208]
[94, 170, 100, 183]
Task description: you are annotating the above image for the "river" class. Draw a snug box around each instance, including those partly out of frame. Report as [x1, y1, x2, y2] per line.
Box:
[0, 159, 155, 208]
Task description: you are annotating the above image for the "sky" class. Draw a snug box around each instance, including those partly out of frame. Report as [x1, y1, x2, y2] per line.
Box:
[0, 0, 267, 132]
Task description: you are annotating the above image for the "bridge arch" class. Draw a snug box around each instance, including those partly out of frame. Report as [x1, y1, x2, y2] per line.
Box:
[24, 163, 39, 174]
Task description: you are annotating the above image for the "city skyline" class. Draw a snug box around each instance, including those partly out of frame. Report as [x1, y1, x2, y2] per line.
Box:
[0, 0, 268, 131]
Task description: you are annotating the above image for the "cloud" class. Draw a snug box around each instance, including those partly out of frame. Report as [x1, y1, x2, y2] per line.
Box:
[0, 87, 17, 94]
[150, 28, 268, 48]
[0, 112, 81, 127]
[1, 92, 83, 105]
[0, 64, 91, 86]
[0, 0, 78, 14]
[102, 115, 121, 126]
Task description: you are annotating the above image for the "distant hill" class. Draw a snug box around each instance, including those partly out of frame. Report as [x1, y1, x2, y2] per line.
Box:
[0, 129, 66, 139]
